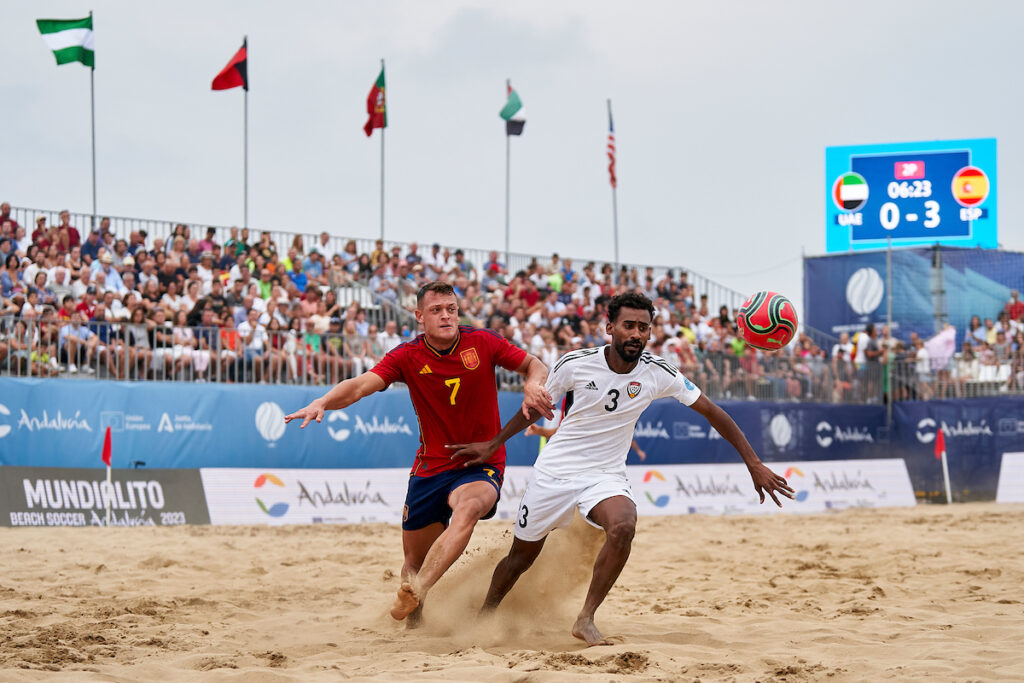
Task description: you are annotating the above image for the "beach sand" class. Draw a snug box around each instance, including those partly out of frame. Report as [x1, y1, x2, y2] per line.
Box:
[2, 503, 1023, 681]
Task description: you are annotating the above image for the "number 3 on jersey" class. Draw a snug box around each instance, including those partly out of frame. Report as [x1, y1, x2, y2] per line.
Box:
[445, 377, 461, 405]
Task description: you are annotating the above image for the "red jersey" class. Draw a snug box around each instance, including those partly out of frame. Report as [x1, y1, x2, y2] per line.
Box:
[370, 325, 527, 477]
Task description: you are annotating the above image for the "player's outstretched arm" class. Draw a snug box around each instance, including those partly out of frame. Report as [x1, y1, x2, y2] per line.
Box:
[283, 371, 386, 429]
[515, 355, 555, 420]
[448, 406, 547, 468]
[688, 394, 795, 507]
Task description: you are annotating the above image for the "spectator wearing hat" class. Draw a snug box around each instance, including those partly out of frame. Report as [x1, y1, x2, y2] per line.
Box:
[91, 252, 127, 295]
[81, 229, 103, 262]
[303, 250, 327, 286]
[196, 251, 215, 293]
[32, 216, 53, 250]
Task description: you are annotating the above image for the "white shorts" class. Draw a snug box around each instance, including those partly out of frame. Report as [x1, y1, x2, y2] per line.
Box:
[512, 469, 635, 542]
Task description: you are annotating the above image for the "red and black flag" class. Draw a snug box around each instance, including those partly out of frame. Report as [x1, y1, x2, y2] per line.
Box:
[364, 66, 386, 136]
[212, 39, 248, 91]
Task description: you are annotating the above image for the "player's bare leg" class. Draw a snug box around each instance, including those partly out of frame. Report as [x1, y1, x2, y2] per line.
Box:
[390, 481, 496, 620]
[573, 495, 637, 646]
[480, 536, 546, 612]
[392, 522, 443, 624]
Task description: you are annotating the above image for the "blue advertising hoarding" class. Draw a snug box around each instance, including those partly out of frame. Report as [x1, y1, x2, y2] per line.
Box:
[825, 138, 997, 252]
[804, 247, 1024, 342]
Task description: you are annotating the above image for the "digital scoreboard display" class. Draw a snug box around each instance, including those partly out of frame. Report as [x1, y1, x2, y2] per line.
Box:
[825, 138, 996, 252]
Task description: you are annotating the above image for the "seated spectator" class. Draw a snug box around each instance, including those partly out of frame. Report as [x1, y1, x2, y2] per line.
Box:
[81, 229, 103, 262]
[58, 310, 98, 374]
[287, 258, 308, 291]
[1, 254, 22, 298]
[54, 210, 81, 253]
[237, 307, 270, 382]
[377, 319, 402, 355]
[303, 250, 327, 286]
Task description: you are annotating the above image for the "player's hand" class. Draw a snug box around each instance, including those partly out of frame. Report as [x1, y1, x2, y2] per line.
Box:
[447, 441, 497, 468]
[749, 462, 795, 507]
[635, 449, 647, 462]
[521, 381, 555, 420]
[284, 400, 325, 429]
[525, 424, 543, 437]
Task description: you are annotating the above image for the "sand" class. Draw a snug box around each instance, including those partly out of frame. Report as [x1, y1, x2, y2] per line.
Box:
[2, 503, 1023, 681]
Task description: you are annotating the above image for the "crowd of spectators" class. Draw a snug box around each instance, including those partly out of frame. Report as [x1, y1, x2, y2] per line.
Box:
[1, 201, 1022, 400]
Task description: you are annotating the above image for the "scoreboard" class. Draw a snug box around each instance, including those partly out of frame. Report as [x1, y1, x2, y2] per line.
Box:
[825, 138, 997, 252]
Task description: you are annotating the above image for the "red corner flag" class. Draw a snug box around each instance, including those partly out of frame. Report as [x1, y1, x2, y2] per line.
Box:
[363, 66, 386, 136]
[101, 426, 112, 467]
[212, 39, 248, 91]
[934, 428, 945, 460]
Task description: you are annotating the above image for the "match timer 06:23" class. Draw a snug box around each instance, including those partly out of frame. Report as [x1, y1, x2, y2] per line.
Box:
[825, 139, 997, 253]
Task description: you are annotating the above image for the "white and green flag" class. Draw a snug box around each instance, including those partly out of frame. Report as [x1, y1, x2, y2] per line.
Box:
[37, 16, 94, 68]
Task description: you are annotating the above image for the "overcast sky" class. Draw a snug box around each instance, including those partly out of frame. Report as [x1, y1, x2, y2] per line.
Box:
[5, 1, 1024, 317]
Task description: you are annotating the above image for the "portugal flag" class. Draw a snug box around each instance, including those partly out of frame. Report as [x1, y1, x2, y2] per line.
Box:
[212, 39, 247, 91]
[364, 67, 386, 137]
[952, 166, 989, 207]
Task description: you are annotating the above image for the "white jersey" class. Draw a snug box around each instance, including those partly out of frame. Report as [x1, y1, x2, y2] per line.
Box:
[536, 346, 701, 478]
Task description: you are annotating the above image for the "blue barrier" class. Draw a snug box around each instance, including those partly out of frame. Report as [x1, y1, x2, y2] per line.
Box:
[0, 378, 540, 470]
[1, 378, 1017, 500]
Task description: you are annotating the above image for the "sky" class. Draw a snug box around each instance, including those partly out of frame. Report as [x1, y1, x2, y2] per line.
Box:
[5, 1, 1024, 319]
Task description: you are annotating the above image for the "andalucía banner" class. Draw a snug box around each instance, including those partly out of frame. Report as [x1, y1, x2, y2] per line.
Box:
[364, 68, 386, 136]
[37, 16, 94, 68]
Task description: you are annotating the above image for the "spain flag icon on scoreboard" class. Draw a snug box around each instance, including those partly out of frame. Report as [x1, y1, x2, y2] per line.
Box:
[952, 166, 989, 207]
[832, 172, 869, 211]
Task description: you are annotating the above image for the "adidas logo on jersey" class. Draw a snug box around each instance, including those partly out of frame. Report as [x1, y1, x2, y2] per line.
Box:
[419, 364, 432, 374]
[583, 380, 599, 391]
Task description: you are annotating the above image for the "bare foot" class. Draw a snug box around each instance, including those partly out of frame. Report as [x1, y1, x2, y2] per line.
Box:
[390, 583, 419, 620]
[572, 615, 612, 646]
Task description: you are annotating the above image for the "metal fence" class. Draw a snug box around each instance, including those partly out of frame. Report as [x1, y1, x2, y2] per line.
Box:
[9, 205, 748, 316]
[3, 313, 1021, 400]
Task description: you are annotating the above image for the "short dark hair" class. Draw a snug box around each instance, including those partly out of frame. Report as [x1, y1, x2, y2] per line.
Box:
[607, 291, 655, 323]
[417, 281, 456, 306]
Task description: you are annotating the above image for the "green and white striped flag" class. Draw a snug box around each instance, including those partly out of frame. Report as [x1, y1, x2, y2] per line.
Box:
[37, 16, 94, 68]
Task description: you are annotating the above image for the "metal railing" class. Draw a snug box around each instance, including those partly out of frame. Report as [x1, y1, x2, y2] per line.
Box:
[8, 205, 748, 316]
[3, 313, 1022, 401]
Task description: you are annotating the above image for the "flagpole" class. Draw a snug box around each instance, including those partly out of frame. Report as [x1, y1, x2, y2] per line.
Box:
[243, 35, 249, 230]
[89, 10, 97, 232]
[504, 78, 511, 267]
[941, 449, 953, 504]
[105, 463, 112, 525]
[608, 99, 619, 268]
[380, 58, 385, 241]
[886, 235, 893, 422]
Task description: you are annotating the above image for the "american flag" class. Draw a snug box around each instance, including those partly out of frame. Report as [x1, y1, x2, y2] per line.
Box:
[607, 105, 617, 189]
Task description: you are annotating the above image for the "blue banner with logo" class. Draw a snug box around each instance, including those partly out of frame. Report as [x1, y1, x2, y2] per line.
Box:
[892, 397, 1024, 501]
[804, 247, 1024, 344]
[632, 400, 885, 465]
[0, 378, 541, 470]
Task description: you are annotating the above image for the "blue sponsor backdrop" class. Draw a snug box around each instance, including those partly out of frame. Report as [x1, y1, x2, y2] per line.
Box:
[804, 247, 1024, 343]
[1, 379, 1018, 500]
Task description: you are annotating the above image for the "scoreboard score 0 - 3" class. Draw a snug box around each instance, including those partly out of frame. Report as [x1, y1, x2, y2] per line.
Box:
[825, 138, 997, 252]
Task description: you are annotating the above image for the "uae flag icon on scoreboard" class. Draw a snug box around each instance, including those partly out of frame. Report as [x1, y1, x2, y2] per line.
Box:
[832, 172, 869, 211]
[952, 166, 989, 207]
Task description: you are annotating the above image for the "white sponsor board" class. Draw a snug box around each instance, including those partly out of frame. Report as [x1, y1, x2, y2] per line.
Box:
[201, 459, 917, 526]
[200, 468, 410, 525]
[995, 453, 1024, 503]
[627, 459, 916, 516]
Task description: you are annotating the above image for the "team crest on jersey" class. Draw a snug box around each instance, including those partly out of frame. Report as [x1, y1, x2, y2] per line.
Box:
[460, 348, 480, 370]
[627, 381, 642, 398]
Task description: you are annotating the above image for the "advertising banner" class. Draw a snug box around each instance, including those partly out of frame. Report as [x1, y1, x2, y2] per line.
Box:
[627, 460, 916, 516]
[995, 453, 1024, 503]
[0, 466, 209, 527]
[0, 378, 541, 470]
[201, 467, 411, 525]
[804, 247, 1023, 342]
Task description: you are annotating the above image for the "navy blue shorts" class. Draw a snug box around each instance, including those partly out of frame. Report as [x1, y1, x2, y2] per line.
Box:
[402, 465, 503, 531]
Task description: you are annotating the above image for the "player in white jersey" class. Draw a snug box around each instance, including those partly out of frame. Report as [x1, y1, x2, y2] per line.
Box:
[449, 292, 794, 645]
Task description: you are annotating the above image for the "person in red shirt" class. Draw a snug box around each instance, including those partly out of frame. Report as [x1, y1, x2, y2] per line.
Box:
[55, 210, 81, 253]
[285, 281, 552, 624]
[1006, 290, 1024, 324]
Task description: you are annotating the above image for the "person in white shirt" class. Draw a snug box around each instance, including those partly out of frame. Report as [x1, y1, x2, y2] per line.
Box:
[237, 307, 271, 382]
[376, 319, 403, 355]
[450, 292, 793, 646]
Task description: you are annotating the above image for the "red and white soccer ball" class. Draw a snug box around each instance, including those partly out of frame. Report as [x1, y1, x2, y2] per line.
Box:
[736, 291, 798, 351]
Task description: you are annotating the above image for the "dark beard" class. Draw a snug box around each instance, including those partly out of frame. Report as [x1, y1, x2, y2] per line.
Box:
[614, 340, 643, 363]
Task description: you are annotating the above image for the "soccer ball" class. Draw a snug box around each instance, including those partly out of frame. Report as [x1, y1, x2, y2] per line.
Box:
[736, 291, 798, 351]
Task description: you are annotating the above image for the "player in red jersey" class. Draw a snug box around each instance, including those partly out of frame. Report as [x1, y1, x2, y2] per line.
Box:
[284, 281, 553, 623]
